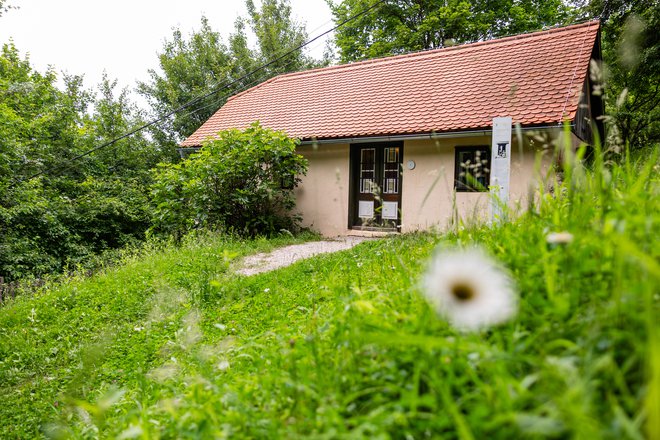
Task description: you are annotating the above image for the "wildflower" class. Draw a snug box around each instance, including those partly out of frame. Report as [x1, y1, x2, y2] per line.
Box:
[422, 247, 517, 331]
[546, 231, 573, 245]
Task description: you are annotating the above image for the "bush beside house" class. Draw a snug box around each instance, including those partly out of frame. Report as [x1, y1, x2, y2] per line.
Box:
[151, 122, 308, 238]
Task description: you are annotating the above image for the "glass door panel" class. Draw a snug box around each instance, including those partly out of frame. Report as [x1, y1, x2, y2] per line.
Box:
[351, 143, 402, 230]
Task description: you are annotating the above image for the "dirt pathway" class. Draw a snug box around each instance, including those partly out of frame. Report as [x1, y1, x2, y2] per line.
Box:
[235, 236, 370, 276]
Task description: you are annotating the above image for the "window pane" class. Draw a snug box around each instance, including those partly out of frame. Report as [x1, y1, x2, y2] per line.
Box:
[455, 146, 490, 192]
[361, 148, 375, 167]
[382, 147, 399, 194]
[360, 148, 376, 193]
[385, 147, 398, 163]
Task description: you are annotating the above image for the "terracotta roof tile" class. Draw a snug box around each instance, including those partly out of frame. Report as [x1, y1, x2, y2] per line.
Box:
[182, 21, 599, 146]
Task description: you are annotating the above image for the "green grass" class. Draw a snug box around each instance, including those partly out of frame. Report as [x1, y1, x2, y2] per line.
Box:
[1, 147, 658, 439]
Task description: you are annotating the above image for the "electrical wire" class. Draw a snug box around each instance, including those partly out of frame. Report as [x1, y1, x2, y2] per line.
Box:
[153, 35, 331, 133]
[18, 0, 389, 183]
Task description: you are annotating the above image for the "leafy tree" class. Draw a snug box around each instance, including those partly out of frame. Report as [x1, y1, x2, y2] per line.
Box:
[328, 0, 576, 62]
[585, 0, 659, 148]
[0, 43, 90, 184]
[139, 0, 317, 143]
[0, 43, 82, 278]
[244, 0, 313, 75]
[151, 122, 308, 238]
[84, 74, 177, 179]
[138, 17, 236, 145]
[0, 1, 10, 16]
[0, 44, 168, 280]
[66, 75, 172, 257]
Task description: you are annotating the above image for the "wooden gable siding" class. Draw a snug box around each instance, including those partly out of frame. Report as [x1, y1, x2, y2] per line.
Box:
[572, 29, 604, 144]
[574, 78, 594, 143]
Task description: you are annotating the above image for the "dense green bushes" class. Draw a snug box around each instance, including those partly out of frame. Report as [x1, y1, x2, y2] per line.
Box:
[0, 43, 174, 281]
[0, 0, 316, 281]
[0, 41, 308, 281]
[151, 122, 307, 238]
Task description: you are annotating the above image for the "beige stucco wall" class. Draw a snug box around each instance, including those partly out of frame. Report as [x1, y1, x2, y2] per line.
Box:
[400, 135, 555, 232]
[294, 133, 560, 237]
[294, 143, 351, 236]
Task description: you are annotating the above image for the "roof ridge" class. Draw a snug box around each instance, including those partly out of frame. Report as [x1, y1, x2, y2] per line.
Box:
[274, 20, 599, 79]
[227, 75, 281, 103]
[227, 19, 600, 105]
[227, 20, 599, 102]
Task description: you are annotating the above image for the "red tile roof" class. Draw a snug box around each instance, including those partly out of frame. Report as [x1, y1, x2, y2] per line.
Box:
[182, 21, 600, 146]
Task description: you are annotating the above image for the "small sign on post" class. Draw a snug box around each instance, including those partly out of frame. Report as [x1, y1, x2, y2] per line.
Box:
[490, 117, 512, 221]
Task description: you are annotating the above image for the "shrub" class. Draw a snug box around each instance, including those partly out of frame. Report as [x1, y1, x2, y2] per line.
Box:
[151, 122, 308, 238]
[0, 176, 152, 281]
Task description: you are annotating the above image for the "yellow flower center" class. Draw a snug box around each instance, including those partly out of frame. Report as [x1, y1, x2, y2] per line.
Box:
[451, 282, 476, 302]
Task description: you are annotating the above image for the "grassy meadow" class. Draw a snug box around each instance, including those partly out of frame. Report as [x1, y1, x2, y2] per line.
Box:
[0, 144, 658, 438]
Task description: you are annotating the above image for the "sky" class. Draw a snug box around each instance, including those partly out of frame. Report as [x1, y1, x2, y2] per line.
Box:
[0, 0, 334, 103]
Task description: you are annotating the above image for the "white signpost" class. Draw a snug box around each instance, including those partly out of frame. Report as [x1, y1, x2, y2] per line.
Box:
[490, 117, 512, 221]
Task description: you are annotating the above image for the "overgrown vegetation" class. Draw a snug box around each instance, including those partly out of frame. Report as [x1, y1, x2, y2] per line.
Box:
[151, 122, 307, 238]
[1, 0, 658, 282]
[588, 0, 660, 148]
[0, 0, 315, 281]
[0, 136, 657, 437]
[0, 43, 174, 280]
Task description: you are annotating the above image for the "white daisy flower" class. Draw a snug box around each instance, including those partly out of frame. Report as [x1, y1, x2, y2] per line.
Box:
[546, 231, 574, 245]
[422, 247, 517, 332]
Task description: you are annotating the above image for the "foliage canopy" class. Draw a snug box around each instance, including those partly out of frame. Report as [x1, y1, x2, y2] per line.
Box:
[138, 0, 316, 145]
[588, 0, 660, 147]
[0, 43, 172, 281]
[328, 0, 576, 62]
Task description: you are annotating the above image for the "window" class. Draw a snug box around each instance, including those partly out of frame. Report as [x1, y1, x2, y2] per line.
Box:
[360, 148, 377, 193]
[382, 147, 399, 194]
[454, 146, 490, 192]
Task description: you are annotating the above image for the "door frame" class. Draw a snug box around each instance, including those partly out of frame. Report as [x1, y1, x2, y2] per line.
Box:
[348, 142, 404, 231]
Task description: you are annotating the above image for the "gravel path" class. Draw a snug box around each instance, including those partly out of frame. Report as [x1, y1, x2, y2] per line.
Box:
[235, 236, 369, 276]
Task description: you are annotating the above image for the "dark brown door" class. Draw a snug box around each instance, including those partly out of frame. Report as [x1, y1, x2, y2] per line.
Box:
[350, 143, 403, 230]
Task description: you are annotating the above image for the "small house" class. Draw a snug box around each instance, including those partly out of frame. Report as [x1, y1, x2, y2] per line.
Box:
[182, 20, 602, 236]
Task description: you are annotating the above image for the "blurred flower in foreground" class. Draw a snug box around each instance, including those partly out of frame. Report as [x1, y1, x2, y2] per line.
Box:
[546, 231, 573, 245]
[422, 247, 517, 332]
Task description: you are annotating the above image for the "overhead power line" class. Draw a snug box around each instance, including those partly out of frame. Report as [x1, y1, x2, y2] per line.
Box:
[156, 36, 330, 135]
[19, 0, 389, 183]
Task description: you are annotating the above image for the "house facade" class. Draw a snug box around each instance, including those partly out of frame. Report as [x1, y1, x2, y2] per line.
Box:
[182, 21, 602, 236]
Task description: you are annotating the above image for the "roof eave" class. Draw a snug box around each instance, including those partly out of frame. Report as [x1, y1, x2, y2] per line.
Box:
[298, 123, 572, 145]
[179, 123, 572, 149]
